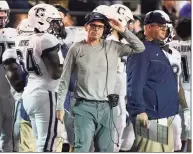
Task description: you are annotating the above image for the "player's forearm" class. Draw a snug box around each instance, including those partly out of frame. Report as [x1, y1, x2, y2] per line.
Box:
[7, 70, 25, 93]
[4, 60, 25, 92]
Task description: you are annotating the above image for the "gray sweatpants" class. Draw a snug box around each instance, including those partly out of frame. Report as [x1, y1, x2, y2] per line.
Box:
[0, 95, 14, 152]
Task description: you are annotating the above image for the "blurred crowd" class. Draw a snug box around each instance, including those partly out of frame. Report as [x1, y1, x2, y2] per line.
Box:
[6, 0, 192, 28]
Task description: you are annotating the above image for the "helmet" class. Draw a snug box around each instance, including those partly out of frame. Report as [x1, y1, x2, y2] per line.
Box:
[28, 4, 64, 38]
[110, 4, 134, 27]
[92, 5, 117, 20]
[17, 18, 34, 35]
[92, 5, 110, 16]
[0, 0, 10, 28]
[85, 12, 111, 39]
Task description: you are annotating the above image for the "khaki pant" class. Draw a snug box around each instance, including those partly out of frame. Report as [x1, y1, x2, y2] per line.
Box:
[133, 117, 174, 152]
[19, 120, 36, 152]
[19, 119, 63, 152]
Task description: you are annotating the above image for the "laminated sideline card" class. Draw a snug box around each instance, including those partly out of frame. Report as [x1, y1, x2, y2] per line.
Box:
[135, 118, 168, 145]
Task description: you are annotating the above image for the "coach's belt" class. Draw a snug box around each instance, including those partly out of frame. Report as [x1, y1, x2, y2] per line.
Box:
[76, 98, 108, 103]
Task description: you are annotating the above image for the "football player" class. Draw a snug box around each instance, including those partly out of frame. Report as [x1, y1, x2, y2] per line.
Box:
[0, 0, 18, 152]
[15, 18, 35, 152]
[169, 17, 191, 152]
[3, 4, 64, 152]
[154, 10, 190, 152]
[107, 4, 136, 152]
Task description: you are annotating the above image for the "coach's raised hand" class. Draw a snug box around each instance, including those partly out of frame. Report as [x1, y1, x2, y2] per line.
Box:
[108, 18, 126, 33]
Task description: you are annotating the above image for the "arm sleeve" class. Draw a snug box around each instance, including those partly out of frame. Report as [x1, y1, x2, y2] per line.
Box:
[116, 28, 145, 57]
[56, 45, 76, 111]
[126, 49, 149, 117]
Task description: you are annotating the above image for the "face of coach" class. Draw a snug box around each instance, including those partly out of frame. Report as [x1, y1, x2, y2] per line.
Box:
[144, 11, 170, 41]
[84, 12, 112, 43]
[85, 20, 105, 41]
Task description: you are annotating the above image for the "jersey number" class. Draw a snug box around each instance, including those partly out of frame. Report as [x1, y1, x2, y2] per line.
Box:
[181, 55, 190, 83]
[26, 48, 42, 76]
[0, 42, 15, 64]
[16, 50, 28, 76]
[16, 48, 42, 76]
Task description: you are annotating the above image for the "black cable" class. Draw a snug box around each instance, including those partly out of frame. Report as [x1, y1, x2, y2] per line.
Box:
[104, 48, 120, 148]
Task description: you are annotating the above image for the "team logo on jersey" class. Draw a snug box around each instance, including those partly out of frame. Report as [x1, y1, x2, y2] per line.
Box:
[35, 8, 46, 18]
[171, 63, 180, 76]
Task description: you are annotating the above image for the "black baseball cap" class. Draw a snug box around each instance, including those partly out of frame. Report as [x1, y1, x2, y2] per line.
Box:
[144, 11, 172, 25]
[85, 12, 111, 39]
[85, 12, 109, 25]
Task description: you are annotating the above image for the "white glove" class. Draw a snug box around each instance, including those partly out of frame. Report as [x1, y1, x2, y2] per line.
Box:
[183, 108, 191, 131]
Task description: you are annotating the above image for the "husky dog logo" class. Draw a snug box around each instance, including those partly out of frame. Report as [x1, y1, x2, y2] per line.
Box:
[35, 8, 46, 18]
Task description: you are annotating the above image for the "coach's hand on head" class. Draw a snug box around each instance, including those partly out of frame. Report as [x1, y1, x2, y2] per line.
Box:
[108, 18, 126, 33]
[56, 110, 65, 122]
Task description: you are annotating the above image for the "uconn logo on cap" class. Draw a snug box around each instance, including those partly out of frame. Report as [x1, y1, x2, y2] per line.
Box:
[34, 8, 46, 17]
[95, 15, 100, 18]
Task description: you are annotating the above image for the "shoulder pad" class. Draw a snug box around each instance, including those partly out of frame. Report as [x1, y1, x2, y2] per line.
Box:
[40, 33, 60, 52]
[169, 46, 181, 57]
[106, 35, 119, 42]
[74, 29, 87, 43]
[1, 28, 18, 41]
[2, 48, 17, 62]
[31, 33, 60, 56]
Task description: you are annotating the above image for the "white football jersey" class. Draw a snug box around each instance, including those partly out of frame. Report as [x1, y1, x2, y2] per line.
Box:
[58, 27, 87, 62]
[59, 27, 87, 47]
[15, 34, 33, 75]
[106, 34, 127, 96]
[169, 40, 191, 91]
[0, 28, 18, 96]
[61, 27, 77, 47]
[21, 33, 60, 93]
[106, 35, 127, 73]
[163, 47, 182, 91]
